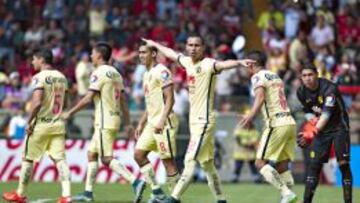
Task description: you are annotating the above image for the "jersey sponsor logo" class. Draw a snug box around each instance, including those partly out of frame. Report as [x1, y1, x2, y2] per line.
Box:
[264, 73, 279, 81]
[187, 75, 195, 85]
[106, 71, 120, 79]
[90, 75, 98, 83]
[45, 76, 66, 85]
[325, 95, 335, 107]
[196, 66, 201, 73]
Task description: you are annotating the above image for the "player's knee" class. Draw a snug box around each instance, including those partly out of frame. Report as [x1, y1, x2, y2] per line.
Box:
[200, 160, 216, 173]
[162, 158, 177, 174]
[101, 156, 112, 166]
[134, 150, 148, 166]
[255, 159, 266, 170]
[339, 162, 352, 178]
[87, 152, 98, 162]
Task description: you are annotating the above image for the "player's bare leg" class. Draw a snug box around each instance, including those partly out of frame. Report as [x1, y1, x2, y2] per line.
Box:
[135, 149, 165, 202]
[162, 158, 179, 192]
[2, 158, 33, 203]
[255, 159, 297, 203]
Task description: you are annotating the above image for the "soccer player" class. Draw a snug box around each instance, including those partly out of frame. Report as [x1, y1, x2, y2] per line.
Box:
[296, 62, 352, 203]
[239, 50, 297, 203]
[142, 36, 254, 203]
[134, 42, 179, 202]
[62, 42, 146, 203]
[2, 50, 71, 203]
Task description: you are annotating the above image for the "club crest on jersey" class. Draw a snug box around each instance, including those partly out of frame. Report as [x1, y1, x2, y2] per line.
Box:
[317, 96, 323, 104]
[106, 71, 119, 79]
[161, 70, 170, 80]
[90, 75, 98, 83]
[325, 95, 335, 107]
[196, 66, 201, 73]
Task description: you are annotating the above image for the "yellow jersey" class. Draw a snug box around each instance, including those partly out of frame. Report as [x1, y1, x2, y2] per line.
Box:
[178, 55, 217, 124]
[31, 70, 68, 135]
[89, 65, 124, 130]
[251, 70, 296, 127]
[143, 63, 177, 127]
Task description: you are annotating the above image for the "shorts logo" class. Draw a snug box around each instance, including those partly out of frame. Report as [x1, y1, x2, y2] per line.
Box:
[310, 151, 315, 158]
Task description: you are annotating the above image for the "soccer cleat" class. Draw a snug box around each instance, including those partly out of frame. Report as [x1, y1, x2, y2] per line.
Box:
[132, 179, 146, 203]
[147, 194, 166, 203]
[280, 192, 298, 203]
[2, 191, 27, 203]
[72, 191, 94, 202]
[163, 196, 181, 203]
[217, 200, 227, 203]
[57, 196, 72, 203]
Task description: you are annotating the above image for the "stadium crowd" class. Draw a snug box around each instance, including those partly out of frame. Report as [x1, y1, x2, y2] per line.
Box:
[0, 0, 359, 138]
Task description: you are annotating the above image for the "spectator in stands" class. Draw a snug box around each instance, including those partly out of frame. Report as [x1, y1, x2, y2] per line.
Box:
[257, 3, 284, 31]
[309, 12, 335, 53]
[289, 29, 308, 71]
[2, 72, 29, 111]
[75, 52, 93, 97]
[89, 4, 106, 38]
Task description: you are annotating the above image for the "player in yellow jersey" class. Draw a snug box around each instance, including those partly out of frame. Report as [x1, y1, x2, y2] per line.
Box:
[3, 50, 71, 203]
[239, 51, 297, 203]
[142, 36, 254, 203]
[62, 42, 146, 203]
[134, 42, 179, 202]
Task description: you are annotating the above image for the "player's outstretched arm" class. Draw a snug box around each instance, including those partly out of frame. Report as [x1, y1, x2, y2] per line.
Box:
[239, 87, 265, 127]
[214, 59, 256, 72]
[141, 38, 179, 62]
[119, 91, 134, 137]
[63, 90, 96, 119]
[154, 84, 175, 134]
[26, 89, 44, 135]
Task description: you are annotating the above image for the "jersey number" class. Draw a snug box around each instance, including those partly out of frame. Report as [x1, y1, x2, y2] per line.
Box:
[278, 87, 288, 110]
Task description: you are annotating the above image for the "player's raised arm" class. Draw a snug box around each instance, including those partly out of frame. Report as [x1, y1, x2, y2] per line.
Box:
[141, 38, 180, 62]
[26, 89, 44, 135]
[214, 59, 256, 72]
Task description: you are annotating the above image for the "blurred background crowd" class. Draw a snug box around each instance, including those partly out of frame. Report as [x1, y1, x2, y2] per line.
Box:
[0, 0, 359, 143]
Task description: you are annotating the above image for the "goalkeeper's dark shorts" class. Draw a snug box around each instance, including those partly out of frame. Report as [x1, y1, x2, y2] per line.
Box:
[308, 130, 350, 164]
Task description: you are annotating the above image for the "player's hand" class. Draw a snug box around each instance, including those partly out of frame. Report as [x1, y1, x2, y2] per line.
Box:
[238, 59, 256, 68]
[125, 125, 135, 138]
[134, 124, 144, 140]
[61, 112, 71, 120]
[239, 114, 254, 129]
[297, 132, 315, 148]
[26, 124, 34, 136]
[141, 38, 157, 47]
[154, 121, 165, 134]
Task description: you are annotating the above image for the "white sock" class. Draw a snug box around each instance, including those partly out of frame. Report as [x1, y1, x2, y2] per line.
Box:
[85, 161, 98, 192]
[171, 160, 196, 199]
[202, 161, 226, 201]
[56, 160, 71, 197]
[167, 172, 179, 192]
[259, 164, 291, 196]
[109, 159, 136, 183]
[280, 170, 295, 188]
[17, 161, 33, 196]
[140, 163, 160, 190]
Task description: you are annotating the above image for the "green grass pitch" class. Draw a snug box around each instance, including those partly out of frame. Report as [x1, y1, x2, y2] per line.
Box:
[0, 182, 359, 203]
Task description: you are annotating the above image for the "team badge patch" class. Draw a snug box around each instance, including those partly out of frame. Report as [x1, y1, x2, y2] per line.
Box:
[325, 95, 335, 107]
[161, 70, 170, 80]
[90, 75, 98, 83]
[317, 96, 323, 104]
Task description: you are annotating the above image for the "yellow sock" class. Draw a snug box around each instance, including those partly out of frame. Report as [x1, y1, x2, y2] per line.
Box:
[56, 160, 71, 197]
[109, 159, 136, 183]
[85, 161, 98, 192]
[17, 161, 33, 196]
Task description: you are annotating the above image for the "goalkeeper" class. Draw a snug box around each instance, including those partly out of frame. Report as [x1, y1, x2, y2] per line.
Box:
[296, 61, 352, 203]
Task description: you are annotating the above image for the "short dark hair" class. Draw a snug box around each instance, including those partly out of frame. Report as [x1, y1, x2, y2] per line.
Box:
[246, 50, 266, 67]
[94, 42, 112, 61]
[187, 34, 205, 45]
[140, 41, 158, 54]
[300, 60, 317, 73]
[34, 49, 53, 64]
